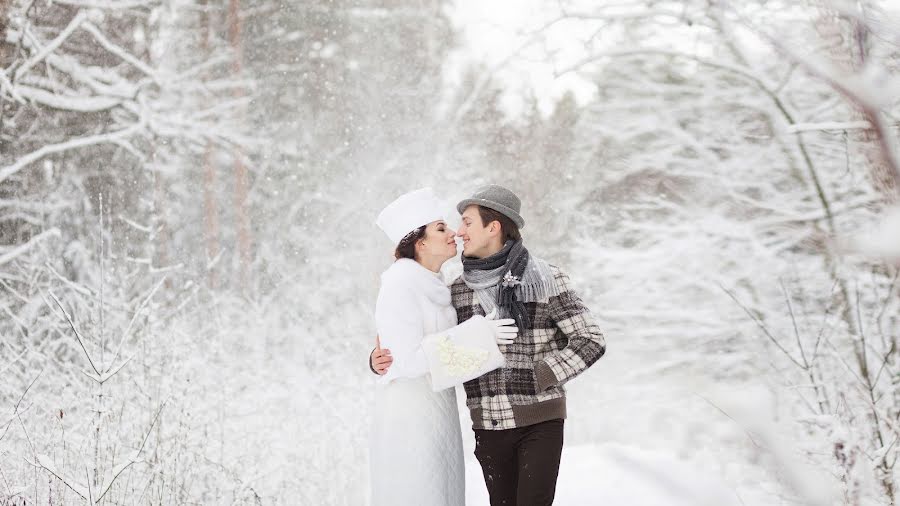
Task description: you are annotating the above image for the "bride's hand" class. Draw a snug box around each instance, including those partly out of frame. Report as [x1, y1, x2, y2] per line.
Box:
[371, 335, 392, 375]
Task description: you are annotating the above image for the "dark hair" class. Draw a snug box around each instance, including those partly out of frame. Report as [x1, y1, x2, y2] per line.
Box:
[476, 206, 521, 242]
[394, 225, 427, 260]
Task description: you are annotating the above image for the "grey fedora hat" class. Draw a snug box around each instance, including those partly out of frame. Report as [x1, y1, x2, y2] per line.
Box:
[456, 184, 525, 229]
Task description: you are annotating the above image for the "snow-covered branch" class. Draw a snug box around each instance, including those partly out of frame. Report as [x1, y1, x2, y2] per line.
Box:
[48, 0, 154, 9]
[555, 48, 777, 92]
[14, 84, 123, 111]
[0, 123, 143, 184]
[80, 21, 158, 79]
[13, 10, 89, 79]
[727, 3, 900, 199]
[0, 228, 60, 266]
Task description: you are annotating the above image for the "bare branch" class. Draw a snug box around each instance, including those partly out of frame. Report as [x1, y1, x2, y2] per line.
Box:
[108, 275, 166, 371]
[697, 394, 762, 448]
[720, 284, 805, 368]
[780, 278, 809, 367]
[0, 370, 41, 443]
[94, 400, 166, 501]
[46, 290, 101, 376]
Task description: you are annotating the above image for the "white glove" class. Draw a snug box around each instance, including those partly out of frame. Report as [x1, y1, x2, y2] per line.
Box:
[484, 308, 518, 345]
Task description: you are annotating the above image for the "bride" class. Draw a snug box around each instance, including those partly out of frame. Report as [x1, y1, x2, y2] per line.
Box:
[370, 188, 518, 506]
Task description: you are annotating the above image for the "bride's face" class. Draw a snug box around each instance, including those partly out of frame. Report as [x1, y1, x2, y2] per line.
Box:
[418, 220, 458, 261]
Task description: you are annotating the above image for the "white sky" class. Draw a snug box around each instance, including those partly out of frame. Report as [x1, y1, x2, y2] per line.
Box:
[444, 0, 900, 119]
[445, 0, 601, 118]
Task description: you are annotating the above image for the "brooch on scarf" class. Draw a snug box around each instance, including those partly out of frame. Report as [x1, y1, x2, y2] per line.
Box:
[502, 272, 522, 288]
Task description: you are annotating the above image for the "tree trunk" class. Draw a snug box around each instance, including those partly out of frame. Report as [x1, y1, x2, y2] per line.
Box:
[201, 0, 220, 289]
[228, 0, 251, 290]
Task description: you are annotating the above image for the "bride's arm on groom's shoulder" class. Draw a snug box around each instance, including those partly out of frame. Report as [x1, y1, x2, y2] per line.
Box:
[373, 277, 430, 381]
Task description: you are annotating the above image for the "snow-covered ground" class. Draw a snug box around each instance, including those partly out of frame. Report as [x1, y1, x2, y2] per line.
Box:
[466, 443, 742, 506]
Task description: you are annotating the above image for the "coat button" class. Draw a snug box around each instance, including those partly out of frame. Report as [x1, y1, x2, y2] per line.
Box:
[488, 391, 496, 397]
[491, 420, 498, 426]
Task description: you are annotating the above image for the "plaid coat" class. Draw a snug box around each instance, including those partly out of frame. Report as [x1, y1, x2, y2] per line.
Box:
[452, 264, 606, 430]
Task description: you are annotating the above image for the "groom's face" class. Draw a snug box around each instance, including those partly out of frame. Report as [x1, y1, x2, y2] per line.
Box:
[458, 205, 493, 258]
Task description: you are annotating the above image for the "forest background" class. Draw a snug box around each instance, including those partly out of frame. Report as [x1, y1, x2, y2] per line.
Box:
[1, 0, 900, 504]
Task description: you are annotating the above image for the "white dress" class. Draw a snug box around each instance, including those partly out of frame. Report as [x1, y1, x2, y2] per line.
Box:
[369, 259, 467, 506]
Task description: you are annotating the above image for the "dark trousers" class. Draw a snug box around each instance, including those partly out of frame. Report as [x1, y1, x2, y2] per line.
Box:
[473, 419, 564, 506]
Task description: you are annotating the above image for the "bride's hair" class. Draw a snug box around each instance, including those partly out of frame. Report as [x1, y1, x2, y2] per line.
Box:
[395, 225, 427, 260]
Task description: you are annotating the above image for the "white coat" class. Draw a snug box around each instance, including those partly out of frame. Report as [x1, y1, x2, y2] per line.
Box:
[368, 258, 502, 506]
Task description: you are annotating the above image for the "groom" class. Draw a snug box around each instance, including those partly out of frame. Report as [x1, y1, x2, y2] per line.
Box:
[370, 184, 606, 506]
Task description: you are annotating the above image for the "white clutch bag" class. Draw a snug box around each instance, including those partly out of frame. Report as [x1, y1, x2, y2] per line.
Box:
[421, 315, 506, 392]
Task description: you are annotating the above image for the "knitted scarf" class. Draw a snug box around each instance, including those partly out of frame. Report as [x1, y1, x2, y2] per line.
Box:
[461, 240, 560, 329]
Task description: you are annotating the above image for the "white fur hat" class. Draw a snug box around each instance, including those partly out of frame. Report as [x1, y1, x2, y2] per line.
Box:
[376, 188, 446, 245]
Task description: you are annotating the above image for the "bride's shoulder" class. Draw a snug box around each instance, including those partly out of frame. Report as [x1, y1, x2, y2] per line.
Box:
[380, 259, 421, 288]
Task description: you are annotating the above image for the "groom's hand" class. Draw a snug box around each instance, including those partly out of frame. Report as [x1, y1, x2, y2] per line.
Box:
[485, 308, 518, 345]
[370, 335, 392, 375]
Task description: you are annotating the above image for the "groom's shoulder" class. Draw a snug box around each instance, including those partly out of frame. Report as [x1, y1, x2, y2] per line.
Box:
[541, 261, 577, 293]
[548, 263, 565, 279]
[535, 256, 565, 278]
